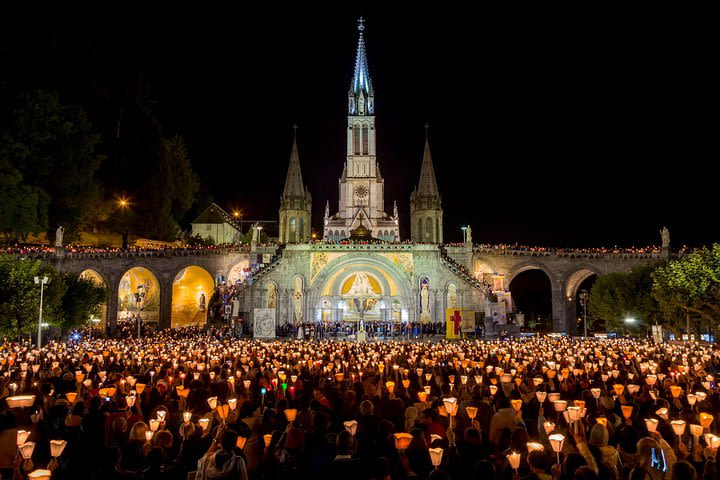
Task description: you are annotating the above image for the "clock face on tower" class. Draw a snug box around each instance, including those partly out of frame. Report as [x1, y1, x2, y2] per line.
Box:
[354, 185, 368, 198]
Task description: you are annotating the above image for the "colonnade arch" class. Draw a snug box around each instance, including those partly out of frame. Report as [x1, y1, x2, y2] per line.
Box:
[171, 266, 214, 328]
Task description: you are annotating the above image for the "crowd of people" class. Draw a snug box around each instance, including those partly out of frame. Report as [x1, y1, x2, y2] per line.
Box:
[2, 332, 720, 480]
[276, 321, 451, 340]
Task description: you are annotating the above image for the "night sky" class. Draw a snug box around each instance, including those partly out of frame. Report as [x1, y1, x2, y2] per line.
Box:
[1, 7, 715, 246]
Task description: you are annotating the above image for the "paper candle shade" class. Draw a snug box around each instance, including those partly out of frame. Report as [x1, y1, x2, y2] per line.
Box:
[402, 379, 410, 389]
[547, 393, 561, 403]
[466, 406, 478, 420]
[207, 397, 218, 410]
[613, 384, 625, 396]
[6, 395, 36, 408]
[567, 406, 582, 422]
[601, 374, 609, 382]
[553, 400, 568, 412]
[596, 417, 608, 427]
[106, 387, 117, 397]
[198, 418, 210, 431]
[670, 386, 683, 398]
[243, 380, 251, 390]
[263, 434, 273, 447]
[335, 373, 344, 382]
[429, 447, 444, 467]
[527, 442, 545, 452]
[671, 420, 686, 436]
[145, 431, 153, 442]
[393, 432, 413, 451]
[386, 381, 395, 393]
[655, 408, 669, 420]
[149, 419, 160, 432]
[50, 439, 67, 457]
[236, 436, 247, 449]
[705, 434, 720, 449]
[284, 409, 297, 422]
[228, 398, 237, 411]
[687, 394, 697, 405]
[543, 422, 555, 435]
[344, 420, 358, 435]
[590, 388, 601, 399]
[157, 410, 166, 421]
[507, 451, 522, 470]
[627, 384, 640, 395]
[19, 442, 35, 459]
[646, 375, 657, 385]
[27, 470, 52, 480]
[700, 413, 714, 428]
[690, 424, 703, 437]
[135, 384, 145, 394]
[443, 397, 458, 416]
[548, 434, 565, 453]
[424, 386, 431, 395]
[418, 392, 427, 402]
[126, 395, 136, 407]
[183, 411, 192, 423]
[511, 399, 523, 412]
[621, 405, 633, 419]
[449, 375, 455, 384]
[489, 385, 498, 395]
[17, 430, 30, 446]
[695, 392, 708, 402]
[536, 392, 547, 403]
[645, 418, 659, 432]
[217, 404, 230, 420]
[533, 377, 543, 386]
[501, 374, 513, 384]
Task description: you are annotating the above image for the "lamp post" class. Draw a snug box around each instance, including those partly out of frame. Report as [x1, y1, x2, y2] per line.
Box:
[34, 276, 51, 347]
[461, 226, 467, 243]
[118, 198, 129, 250]
[579, 290, 589, 337]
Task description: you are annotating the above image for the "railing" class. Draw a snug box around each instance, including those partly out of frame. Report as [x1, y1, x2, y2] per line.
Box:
[249, 254, 284, 283]
[473, 247, 662, 260]
[439, 249, 488, 291]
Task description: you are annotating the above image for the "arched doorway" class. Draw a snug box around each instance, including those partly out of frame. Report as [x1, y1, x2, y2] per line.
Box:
[80, 269, 108, 331]
[118, 267, 160, 325]
[508, 269, 552, 332]
[172, 266, 214, 328]
[565, 269, 599, 334]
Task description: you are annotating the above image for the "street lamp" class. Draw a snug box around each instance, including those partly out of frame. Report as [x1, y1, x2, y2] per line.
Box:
[34, 276, 51, 347]
[118, 198, 130, 250]
[461, 226, 467, 243]
[578, 290, 589, 338]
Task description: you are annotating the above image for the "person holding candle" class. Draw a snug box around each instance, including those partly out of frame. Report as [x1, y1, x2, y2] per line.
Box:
[194, 426, 248, 480]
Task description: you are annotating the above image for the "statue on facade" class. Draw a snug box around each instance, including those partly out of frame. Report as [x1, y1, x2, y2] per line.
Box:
[55, 225, 65, 247]
[197, 293, 206, 312]
[292, 277, 303, 324]
[347, 272, 375, 296]
[465, 225, 472, 244]
[660, 226, 670, 248]
[419, 279, 431, 323]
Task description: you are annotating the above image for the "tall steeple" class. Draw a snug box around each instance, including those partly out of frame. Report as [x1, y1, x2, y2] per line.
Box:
[324, 18, 397, 243]
[348, 17, 374, 116]
[282, 125, 304, 197]
[410, 124, 443, 243]
[279, 125, 312, 243]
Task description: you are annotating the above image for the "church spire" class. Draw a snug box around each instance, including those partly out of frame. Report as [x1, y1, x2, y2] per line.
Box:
[417, 123, 439, 196]
[283, 125, 305, 197]
[348, 17, 374, 115]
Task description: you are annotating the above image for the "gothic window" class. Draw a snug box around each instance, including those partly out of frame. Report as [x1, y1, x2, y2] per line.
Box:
[340, 230, 345, 238]
[417, 218, 423, 241]
[354, 127, 360, 155]
[358, 92, 365, 115]
[362, 126, 369, 155]
[426, 217, 434, 241]
[299, 218, 305, 240]
[289, 217, 297, 243]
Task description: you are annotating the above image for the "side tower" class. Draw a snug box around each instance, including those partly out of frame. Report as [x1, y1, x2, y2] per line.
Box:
[410, 125, 443, 243]
[279, 126, 312, 243]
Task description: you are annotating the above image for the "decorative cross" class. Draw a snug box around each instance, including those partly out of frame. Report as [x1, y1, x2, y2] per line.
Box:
[451, 310, 462, 335]
[358, 17, 365, 31]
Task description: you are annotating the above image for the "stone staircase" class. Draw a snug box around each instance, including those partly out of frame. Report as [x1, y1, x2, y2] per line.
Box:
[439, 249, 489, 293]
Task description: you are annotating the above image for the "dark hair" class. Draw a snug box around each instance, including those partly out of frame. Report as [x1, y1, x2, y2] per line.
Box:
[574, 466, 599, 480]
[670, 461, 697, 480]
[528, 450, 548, 472]
[220, 429, 239, 452]
[472, 460, 496, 480]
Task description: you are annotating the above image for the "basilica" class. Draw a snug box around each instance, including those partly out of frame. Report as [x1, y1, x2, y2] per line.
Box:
[241, 20, 487, 337]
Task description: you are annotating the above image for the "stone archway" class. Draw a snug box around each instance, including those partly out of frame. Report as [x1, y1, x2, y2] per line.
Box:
[80, 269, 109, 329]
[118, 266, 161, 324]
[308, 253, 414, 325]
[564, 267, 601, 300]
[171, 266, 214, 328]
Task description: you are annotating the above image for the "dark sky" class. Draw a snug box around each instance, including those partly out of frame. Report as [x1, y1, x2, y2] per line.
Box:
[1, 7, 716, 246]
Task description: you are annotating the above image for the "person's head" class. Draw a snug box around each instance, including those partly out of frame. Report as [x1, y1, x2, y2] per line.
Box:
[670, 460, 697, 480]
[588, 423, 609, 447]
[360, 399, 374, 416]
[313, 387, 324, 400]
[562, 452, 587, 478]
[471, 460, 496, 480]
[112, 417, 128, 434]
[421, 408, 438, 425]
[128, 421, 149, 442]
[336, 430, 355, 456]
[154, 430, 173, 450]
[636, 437, 660, 467]
[428, 469, 450, 480]
[220, 429, 238, 452]
[528, 450, 548, 473]
[574, 466, 599, 480]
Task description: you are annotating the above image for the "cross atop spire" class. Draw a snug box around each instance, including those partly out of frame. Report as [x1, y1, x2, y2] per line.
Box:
[350, 17, 373, 105]
[283, 126, 305, 198]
